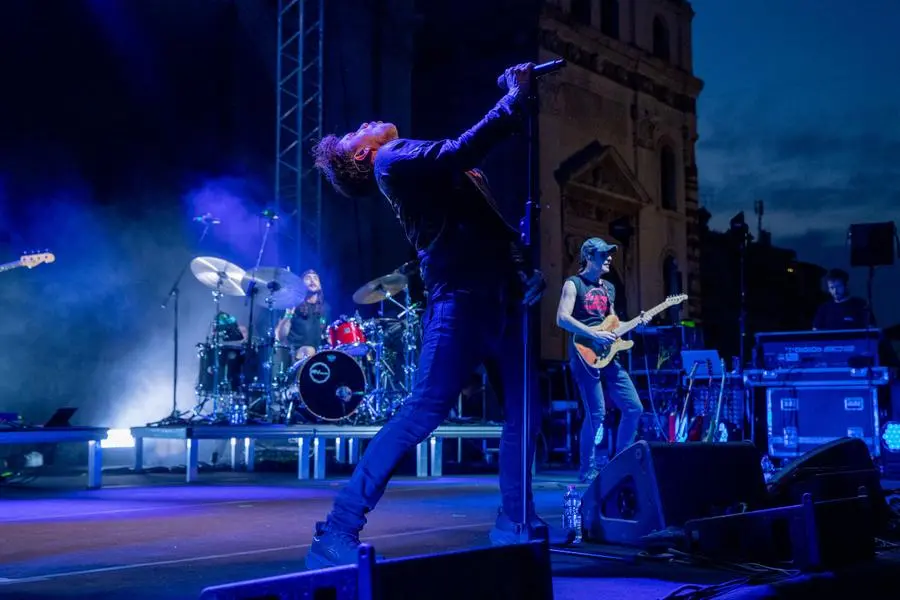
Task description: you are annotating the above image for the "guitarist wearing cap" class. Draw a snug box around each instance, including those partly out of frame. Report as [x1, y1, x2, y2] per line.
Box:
[556, 237, 644, 482]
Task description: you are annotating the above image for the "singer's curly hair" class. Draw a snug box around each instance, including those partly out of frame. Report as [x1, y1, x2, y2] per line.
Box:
[311, 135, 378, 198]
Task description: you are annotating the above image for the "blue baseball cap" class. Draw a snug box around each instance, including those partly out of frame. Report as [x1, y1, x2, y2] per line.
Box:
[580, 237, 618, 263]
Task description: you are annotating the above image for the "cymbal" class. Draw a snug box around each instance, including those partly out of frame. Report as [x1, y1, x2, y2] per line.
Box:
[241, 267, 308, 310]
[190, 257, 247, 296]
[353, 272, 408, 304]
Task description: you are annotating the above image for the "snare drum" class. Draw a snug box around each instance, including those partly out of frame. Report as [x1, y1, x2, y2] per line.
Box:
[281, 349, 367, 423]
[327, 318, 368, 357]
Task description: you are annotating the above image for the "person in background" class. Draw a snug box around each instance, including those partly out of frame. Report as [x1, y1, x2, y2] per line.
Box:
[274, 269, 330, 360]
[812, 268, 876, 330]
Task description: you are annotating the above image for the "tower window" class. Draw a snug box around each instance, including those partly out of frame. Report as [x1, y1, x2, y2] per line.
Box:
[600, 0, 620, 39]
[571, 0, 591, 25]
[660, 145, 677, 211]
[652, 16, 671, 61]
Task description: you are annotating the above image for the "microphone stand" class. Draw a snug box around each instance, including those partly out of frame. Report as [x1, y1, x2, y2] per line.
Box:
[517, 82, 542, 539]
[244, 212, 279, 422]
[155, 221, 213, 426]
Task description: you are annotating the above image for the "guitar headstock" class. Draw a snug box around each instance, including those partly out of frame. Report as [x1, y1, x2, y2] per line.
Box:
[20, 251, 55, 269]
[664, 294, 688, 307]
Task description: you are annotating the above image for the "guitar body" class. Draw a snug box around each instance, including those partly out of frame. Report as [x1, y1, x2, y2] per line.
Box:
[572, 315, 635, 369]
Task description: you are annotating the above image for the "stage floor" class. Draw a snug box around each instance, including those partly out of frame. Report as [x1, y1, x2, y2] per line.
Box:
[0, 471, 897, 600]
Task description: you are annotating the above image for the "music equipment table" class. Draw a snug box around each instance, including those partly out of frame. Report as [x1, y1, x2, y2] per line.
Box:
[0, 427, 108, 489]
[130, 424, 503, 483]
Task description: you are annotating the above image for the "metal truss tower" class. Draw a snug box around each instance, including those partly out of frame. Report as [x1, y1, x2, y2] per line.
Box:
[275, 0, 324, 270]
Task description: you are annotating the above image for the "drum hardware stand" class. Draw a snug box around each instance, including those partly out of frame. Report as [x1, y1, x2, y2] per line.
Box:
[154, 219, 215, 427]
[360, 335, 403, 423]
[382, 289, 422, 398]
[192, 281, 232, 424]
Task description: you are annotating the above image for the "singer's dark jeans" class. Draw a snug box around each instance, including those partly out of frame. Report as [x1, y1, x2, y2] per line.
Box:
[325, 285, 541, 534]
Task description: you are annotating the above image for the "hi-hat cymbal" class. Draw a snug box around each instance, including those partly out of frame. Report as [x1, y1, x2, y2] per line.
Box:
[353, 272, 408, 304]
[241, 267, 308, 310]
[190, 257, 247, 296]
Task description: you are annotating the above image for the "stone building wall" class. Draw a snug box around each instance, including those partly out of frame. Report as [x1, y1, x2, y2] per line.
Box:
[537, 0, 704, 361]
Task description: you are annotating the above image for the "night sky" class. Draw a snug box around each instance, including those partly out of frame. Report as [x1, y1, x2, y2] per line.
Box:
[692, 0, 900, 327]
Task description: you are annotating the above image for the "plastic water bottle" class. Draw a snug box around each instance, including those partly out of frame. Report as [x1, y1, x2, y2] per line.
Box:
[760, 455, 776, 483]
[563, 485, 583, 544]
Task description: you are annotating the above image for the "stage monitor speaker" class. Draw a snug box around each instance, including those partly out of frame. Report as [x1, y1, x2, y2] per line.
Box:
[199, 538, 552, 600]
[581, 441, 768, 547]
[767, 436, 887, 531]
[849, 222, 896, 267]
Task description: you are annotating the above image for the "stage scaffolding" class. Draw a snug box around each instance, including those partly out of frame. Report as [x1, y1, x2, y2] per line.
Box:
[275, 0, 324, 270]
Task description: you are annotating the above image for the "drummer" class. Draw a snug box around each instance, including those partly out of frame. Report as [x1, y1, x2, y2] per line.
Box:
[274, 269, 330, 360]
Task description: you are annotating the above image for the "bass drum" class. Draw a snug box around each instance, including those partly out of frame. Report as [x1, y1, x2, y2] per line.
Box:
[284, 350, 367, 423]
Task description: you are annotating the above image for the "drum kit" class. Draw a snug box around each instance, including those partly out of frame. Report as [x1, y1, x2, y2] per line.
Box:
[186, 256, 422, 426]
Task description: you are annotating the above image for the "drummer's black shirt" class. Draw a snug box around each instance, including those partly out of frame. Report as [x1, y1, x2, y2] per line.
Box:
[286, 304, 329, 348]
[255, 302, 329, 348]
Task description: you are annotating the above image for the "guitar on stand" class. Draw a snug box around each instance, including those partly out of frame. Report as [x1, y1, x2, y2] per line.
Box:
[703, 358, 728, 443]
[1, 252, 55, 274]
[573, 294, 688, 369]
[674, 360, 700, 442]
[686, 360, 714, 441]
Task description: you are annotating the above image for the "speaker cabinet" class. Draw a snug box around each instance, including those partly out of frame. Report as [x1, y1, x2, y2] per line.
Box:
[581, 441, 768, 546]
[849, 222, 896, 267]
[200, 538, 552, 600]
[768, 436, 887, 531]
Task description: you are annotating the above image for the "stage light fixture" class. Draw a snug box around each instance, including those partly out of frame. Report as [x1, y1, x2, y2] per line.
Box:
[101, 428, 135, 449]
[880, 422, 900, 453]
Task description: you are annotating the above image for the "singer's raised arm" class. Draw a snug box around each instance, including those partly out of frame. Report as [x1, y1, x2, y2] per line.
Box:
[374, 90, 526, 184]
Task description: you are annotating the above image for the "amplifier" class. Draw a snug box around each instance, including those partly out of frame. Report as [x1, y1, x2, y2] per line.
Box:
[744, 367, 890, 387]
[755, 329, 882, 370]
[767, 386, 880, 459]
[630, 325, 704, 371]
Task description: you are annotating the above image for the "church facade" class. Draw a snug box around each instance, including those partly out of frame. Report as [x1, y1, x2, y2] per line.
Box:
[536, 0, 704, 361]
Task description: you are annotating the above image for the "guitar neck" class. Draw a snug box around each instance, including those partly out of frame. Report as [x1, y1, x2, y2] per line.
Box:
[614, 301, 673, 335]
[0, 261, 22, 273]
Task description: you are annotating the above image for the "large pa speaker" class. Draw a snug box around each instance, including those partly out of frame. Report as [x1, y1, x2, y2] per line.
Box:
[200, 538, 552, 600]
[849, 222, 896, 267]
[768, 436, 887, 530]
[581, 441, 768, 546]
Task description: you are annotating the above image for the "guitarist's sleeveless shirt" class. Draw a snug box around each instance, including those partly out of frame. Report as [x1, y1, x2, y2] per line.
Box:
[566, 274, 616, 327]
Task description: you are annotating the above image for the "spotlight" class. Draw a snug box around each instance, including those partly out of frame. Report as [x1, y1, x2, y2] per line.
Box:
[101, 428, 135, 449]
[881, 422, 900, 453]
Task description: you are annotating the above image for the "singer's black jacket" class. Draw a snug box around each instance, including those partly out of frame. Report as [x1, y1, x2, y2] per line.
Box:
[373, 91, 534, 300]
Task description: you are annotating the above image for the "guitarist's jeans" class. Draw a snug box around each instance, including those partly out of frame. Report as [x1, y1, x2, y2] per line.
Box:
[324, 286, 541, 535]
[570, 355, 642, 474]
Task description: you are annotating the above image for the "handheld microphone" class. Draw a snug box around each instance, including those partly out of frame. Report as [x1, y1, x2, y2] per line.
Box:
[496, 59, 566, 90]
[193, 213, 221, 225]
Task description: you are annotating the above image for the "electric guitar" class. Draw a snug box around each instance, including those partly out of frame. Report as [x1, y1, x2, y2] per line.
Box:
[572, 294, 688, 369]
[703, 358, 728, 443]
[0, 251, 55, 274]
[686, 360, 714, 441]
[674, 360, 700, 442]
